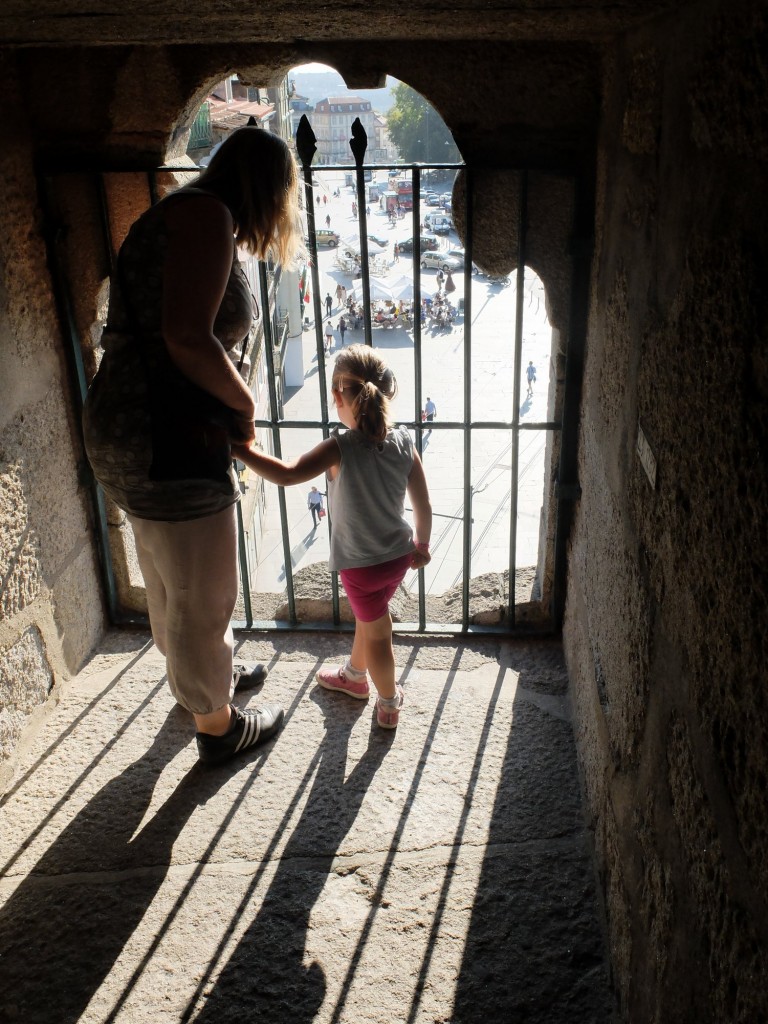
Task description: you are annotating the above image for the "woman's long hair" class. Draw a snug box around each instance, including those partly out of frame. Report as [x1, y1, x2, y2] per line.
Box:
[332, 345, 398, 443]
[195, 127, 305, 268]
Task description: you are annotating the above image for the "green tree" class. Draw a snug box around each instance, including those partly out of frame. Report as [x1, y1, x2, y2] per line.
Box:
[387, 83, 461, 164]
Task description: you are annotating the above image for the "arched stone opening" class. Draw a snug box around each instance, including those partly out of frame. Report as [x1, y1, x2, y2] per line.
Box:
[49, 58, 581, 630]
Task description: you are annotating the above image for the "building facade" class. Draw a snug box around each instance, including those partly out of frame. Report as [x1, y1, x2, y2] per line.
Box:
[311, 96, 377, 165]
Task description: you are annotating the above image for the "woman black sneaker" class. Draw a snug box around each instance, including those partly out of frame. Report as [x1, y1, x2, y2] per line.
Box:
[196, 703, 284, 766]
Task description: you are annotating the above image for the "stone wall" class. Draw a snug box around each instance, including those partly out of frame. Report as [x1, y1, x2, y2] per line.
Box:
[564, 0, 768, 1018]
[0, 65, 105, 788]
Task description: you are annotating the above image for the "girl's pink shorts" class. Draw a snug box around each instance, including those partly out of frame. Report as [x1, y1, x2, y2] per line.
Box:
[339, 552, 413, 622]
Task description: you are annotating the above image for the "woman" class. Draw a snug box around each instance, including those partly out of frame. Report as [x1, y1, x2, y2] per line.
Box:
[83, 128, 304, 765]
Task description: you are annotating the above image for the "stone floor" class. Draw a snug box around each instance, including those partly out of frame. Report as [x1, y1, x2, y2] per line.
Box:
[0, 630, 617, 1024]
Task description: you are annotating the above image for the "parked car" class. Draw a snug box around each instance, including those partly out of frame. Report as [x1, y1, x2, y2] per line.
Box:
[424, 212, 452, 234]
[445, 248, 465, 268]
[397, 233, 440, 253]
[367, 232, 389, 248]
[421, 250, 463, 271]
[315, 228, 340, 247]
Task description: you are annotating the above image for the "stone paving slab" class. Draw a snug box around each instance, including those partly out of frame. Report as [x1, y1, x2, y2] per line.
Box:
[0, 631, 616, 1023]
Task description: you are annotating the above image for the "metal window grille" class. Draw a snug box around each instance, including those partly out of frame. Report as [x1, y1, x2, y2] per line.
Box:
[42, 116, 583, 638]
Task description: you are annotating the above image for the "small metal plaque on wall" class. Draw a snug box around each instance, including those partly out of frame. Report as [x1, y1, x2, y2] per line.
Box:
[636, 422, 657, 489]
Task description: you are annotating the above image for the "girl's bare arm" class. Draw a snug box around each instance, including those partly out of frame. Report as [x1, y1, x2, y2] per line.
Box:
[232, 436, 340, 486]
[407, 451, 433, 567]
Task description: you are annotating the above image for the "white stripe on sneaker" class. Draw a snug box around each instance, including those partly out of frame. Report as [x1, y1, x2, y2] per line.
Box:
[235, 713, 260, 752]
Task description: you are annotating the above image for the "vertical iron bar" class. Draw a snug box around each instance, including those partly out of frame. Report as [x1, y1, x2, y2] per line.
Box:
[508, 170, 529, 628]
[258, 260, 297, 624]
[412, 166, 423, 405]
[235, 499, 253, 627]
[39, 171, 121, 622]
[297, 116, 331, 424]
[411, 165, 422, 298]
[412, 167, 426, 631]
[297, 115, 340, 623]
[349, 118, 373, 347]
[461, 167, 474, 631]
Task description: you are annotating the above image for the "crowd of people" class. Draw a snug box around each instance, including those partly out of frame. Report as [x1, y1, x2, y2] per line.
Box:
[422, 292, 457, 329]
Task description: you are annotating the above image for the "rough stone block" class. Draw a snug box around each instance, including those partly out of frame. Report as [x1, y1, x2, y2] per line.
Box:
[0, 627, 53, 768]
[0, 457, 43, 620]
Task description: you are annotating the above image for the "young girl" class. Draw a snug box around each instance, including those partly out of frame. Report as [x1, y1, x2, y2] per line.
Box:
[233, 344, 432, 729]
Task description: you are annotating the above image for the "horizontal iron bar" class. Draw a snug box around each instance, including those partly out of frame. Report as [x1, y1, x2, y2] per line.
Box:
[254, 418, 562, 431]
[230, 620, 555, 637]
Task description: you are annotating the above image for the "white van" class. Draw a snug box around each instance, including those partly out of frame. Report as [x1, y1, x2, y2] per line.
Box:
[424, 212, 452, 235]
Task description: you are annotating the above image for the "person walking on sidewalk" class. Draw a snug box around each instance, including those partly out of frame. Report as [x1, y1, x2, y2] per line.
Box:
[82, 128, 305, 765]
[324, 320, 334, 355]
[339, 315, 347, 346]
[307, 485, 324, 527]
[424, 396, 437, 436]
[526, 360, 537, 397]
[233, 344, 433, 730]
[325, 292, 333, 317]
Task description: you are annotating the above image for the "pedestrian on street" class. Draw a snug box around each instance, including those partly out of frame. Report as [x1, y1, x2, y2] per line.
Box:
[323, 194, 328, 206]
[307, 485, 324, 527]
[234, 344, 433, 731]
[393, 243, 400, 262]
[424, 396, 437, 436]
[82, 127, 305, 765]
[526, 361, 537, 397]
[325, 214, 331, 228]
[339, 315, 347, 346]
[325, 320, 334, 355]
[335, 282, 344, 307]
[341, 285, 347, 305]
[436, 268, 444, 290]
[325, 292, 333, 317]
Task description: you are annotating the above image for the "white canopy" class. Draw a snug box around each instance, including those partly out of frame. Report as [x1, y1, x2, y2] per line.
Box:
[351, 274, 414, 303]
[351, 276, 398, 302]
[388, 275, 414, 300]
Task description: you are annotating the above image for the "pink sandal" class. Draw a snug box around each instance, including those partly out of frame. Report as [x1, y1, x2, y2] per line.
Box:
[316, 665, 370, 699]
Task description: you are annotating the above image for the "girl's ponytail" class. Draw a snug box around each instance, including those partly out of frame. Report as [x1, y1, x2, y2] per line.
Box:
[332, 345, 397, 443]
[355, 380, 387, 443]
